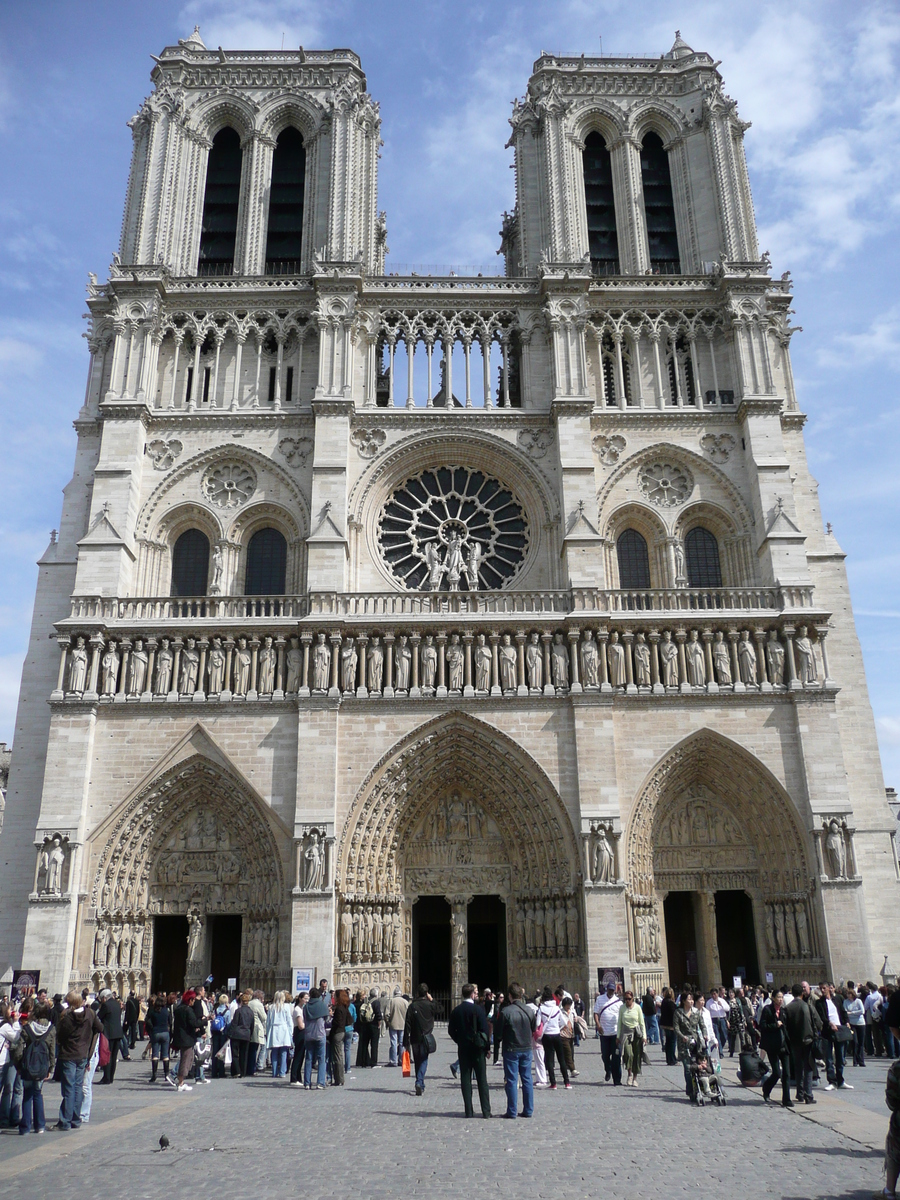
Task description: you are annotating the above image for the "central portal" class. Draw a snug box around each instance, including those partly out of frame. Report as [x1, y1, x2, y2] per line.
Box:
[467, 895, 506, 994]
[151, 914, 188, 993]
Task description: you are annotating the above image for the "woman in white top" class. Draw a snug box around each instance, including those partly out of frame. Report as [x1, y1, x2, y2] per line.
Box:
[696, 994, 718, 1063]
[843, 989, 866, 1067]
[526, 996, 548, 1086]
[266, 991, 294, 1079]
[538, 987, 570, 1089]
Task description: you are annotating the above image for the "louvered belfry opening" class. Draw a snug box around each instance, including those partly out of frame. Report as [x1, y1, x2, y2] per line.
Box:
[198, 127, 242, 276]
[583, 131, 619, 275]
[265, 127, 306, 274]
[640, 131, 680, 272]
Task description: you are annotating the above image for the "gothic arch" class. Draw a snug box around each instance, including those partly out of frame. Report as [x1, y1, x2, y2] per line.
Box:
[259, 95, 327, 143]
[190, 93, 258, 142]
[628, 102, 686, 145]
[571, 102, 626, 147]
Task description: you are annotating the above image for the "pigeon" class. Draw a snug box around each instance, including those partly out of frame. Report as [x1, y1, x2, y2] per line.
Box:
[159, 1134, 170, 1151]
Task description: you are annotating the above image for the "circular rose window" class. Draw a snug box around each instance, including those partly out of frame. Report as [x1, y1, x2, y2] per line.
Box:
[378, 466, 529, 591]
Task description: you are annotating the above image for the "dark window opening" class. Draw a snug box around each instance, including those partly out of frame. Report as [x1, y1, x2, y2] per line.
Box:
[198, 127, 242, 276]
[202, 366, 211, 403]
[285, 365, 294, 404]
[666, 356, 678, 405]
[617, 528, 651, 589]
[583, 131, 619, 274]
[685, 527, 722, 589]
[640, 131, 680, 272]
[185, 366, 194, 405]
[265, 127, 306, 272]
[268, 366, 277, 404]
[245, 527, 287, 595]
[171, 528, 210, 597]
[603, 355, 616, 406]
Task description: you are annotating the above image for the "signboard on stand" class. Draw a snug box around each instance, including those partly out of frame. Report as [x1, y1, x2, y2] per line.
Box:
[11, 970, 40, 1002]
[597, 966, 625, 995]
[292, 967, 315, 994]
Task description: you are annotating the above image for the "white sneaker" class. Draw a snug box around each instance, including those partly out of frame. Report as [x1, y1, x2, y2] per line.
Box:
[824, 1083, 835, 1091]
[290, 1082, 303, 1088]
[838, 1082, 853, 1089]
[177, 1083, 193, 1092]
[164, 1077, 176, 1087]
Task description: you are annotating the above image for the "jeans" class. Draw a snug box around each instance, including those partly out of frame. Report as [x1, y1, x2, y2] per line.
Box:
[330, 1035, 345, 1085]
[290, 1030, 305, 1083]
[270, 1046, 289, 1078]
[19, 1079, 45, 1133]
[503, 1049, 534, 1117]
[850, 1026, 866, 1066]
[81, 1041, 101, 1120]
[246, 1042, 262, 1077]
[389, 1027, 403, 1065]
[663, 1028, 678, 1065]
[411, 1042, 429, 1091]
[822, 1035, 846, 1086]
[644, 1013, 660, 1044]
[303, 1038, 326, 1087]
[713, 1017, 729, 1055]
[344, 1030, 354, 1073]
[600, 1034, 622, 1084]
[0, 1058, 23, 1127]
[58, 1058, 87, 1128]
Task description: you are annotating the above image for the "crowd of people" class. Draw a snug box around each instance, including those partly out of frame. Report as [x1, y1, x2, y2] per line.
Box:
[1, 974, 898, 1195]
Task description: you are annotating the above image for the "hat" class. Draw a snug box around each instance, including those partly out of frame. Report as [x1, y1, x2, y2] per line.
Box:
[606, 983, 616, 992]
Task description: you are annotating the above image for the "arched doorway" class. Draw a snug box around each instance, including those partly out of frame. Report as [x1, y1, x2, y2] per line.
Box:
[85, 755, 289, 997]
[335, 714, 583, 1002]
[626, 732, 821, 991]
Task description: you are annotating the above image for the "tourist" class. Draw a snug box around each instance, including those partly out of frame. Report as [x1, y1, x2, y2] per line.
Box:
[402, 982, 435, 1096]
[573, 992, 586, 1046]
[843, 988, 866, 1067]
[448, 982, 492, 1117]
[527, 991, 548, 1087]
[594, 983, 623, 1085]
[329, 990, 351, 1086]
[171, 989, 203, 1092]
[759, 990, 793, 1107]
[302, 986, 329, 1090]
[79, 1013, 102, 1122]
[289, 992, 308, 1086]
[641, 988, 660, 1044]
[706, 988, 730, 1055]
[659, 987, 678, 1065]
[558, 996, 580, 1076]
[864, 983, 885, 1058]
[209, 993, 230, 1079]
[881, 1055, 900, 1200]
[10, 999, 54, 1134]
[0, 1000, 23, 1128]
[123, 992, 139, 1051]
[385, 985, 409, 1066]
[538, 985, 570, 1090]
[344, 991, 356, 1075]
[227, 991, 254, 1078]
[145, 993, 172, 1084]
[97, 989, 124, 1083]
[265, 991, 294, 1079]
[617, 990, 646, 1087]
[886, 985, 900, 1053]
[696, 993, 718, 1064]
[495, 983, 535, 1119]
[491, 992, 506, 1066]
[356, 988, 383, 1067]
[54, 990, 102, 1129]
[783, 982, 820, 1104]
[674, 991, 703, 1101]
[815, 983, 852, 1091]
[248, 990, 267, 1076]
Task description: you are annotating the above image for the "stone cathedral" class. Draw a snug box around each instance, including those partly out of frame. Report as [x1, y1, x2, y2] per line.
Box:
[1, 28, 897, 1003]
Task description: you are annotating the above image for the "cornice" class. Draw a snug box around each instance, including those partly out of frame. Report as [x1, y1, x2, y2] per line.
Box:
[780, 411, 807, 431]
[737, 397, 783, 421]
[350, 409, 547, 429]
[144, 411, 315, 431]
[590, 409, 739, 429]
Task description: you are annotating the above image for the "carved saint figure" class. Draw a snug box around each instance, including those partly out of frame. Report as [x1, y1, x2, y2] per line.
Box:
[608, 631, 626, 687]
[312, 633, 331, 691]
[208, 637, 226, 693]
[659, 631, 678, 687]
[794, 902, 811, 956]
[825, 819, 846, 879]
[128, 638, 149, 694]
[773, 903, 786, 957]
[765, 904, 777, 957]
[712, 631, 732, 685]
[591, 825, 614, 884]
[210, 543, 224, 594]
[101, 641, 120, 695]
[421, 636, 437, 690]
[686, 629, 706, 687]
[526, 632, 543, 690]
[367, 637, 384, 692]
[446, 634, 464, 691]
[391, 909, 402, 961]
[566, 902, 579, 954]
[178, 637, 200, 694]
[738, 631, 757, 684]
[233, 637, 252, 695]
[633, 633, 651, 687]
[156, 638, 173, 694]
[580, 630, 599, 687]
[186, 909, 204, 962]
[795, 626, 817, 684]
[395, 636, 412, 690]
[340, 638, 357, 693]
[451, 912, 466, 961]
[286, 638, 303, 692]
[372, 906, 384, 961]
[533, 902, 545, 954]
[68, 636, 88, 694]
[258, 636, 276, 694]
[648, 911, 661, 960]
[302, 829, 325, 891]
[499, 633, 517, 691]
[464, 540, 482, 590]
[40, 837, 66, 894]
[785, 905, 799, 958]
[424, 541, 445, 591]
[673, 539, 686, 583]
[551, 633, 569, 689]
[474, 634, 491, 691]
[525, 903, 535, 955]
[445, 532, 464, 591]
[554, 902, 566, 953]
[94, 925, 109, 968]
[766, 631, 785, 686]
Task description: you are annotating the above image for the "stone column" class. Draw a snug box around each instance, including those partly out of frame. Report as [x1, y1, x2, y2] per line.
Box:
[568, 629, 582, 693]
[463, 632, 474, 697]
[170, 638, 183, 701]
[703, 629, 717, 693]
[515, 630, 528, 696]
[53, 636, 70, 701]
[383, 633, 395, 698]
[274, 636, 286, 699]
[356, 633, 368, 698]
[145, 638, 157, 701]
[195, 638, 208, 701]
[695, 890, 722, 991]
[448, 895, 470, 1004]
[728, 629, 743, 693]
[582, 832, 594, 886]
[436, 631, 447, 698]
[649, 631, 663, 694]
[676, 630, 690, 693]
[622, 630, 636, 693]
[754, 628, 770, 691]
[599, 628, 611, 692]
[489, 633, 501, 696]
[783, 625, 799, 689]
[410, 634, 420, 696]
[299, 632, 311, 697]
[222, 638, 234, 701]
[248, 637, 260, 700]
[328, 633, 341, 697]
[816, 625, 834, 686]
[541, 631, 554, 697]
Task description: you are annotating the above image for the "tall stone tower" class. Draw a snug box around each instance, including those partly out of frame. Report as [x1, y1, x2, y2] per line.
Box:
[1, 29, 895, 1001]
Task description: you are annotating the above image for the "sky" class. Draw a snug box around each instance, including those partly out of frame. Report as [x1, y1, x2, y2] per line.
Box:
[0, 0, 898, 785]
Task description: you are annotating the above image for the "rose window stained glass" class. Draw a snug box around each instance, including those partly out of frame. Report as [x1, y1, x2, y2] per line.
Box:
[377, 466, 529, 591]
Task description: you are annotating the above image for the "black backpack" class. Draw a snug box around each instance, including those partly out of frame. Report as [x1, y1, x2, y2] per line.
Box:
[20, 1027, 51, 1081]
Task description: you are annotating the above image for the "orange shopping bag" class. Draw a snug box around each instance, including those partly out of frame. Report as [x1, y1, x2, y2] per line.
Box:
[401, 1049, 411, 1077]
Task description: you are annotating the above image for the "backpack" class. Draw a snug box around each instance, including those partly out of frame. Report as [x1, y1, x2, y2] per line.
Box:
[360, 1001, 375, 1024]
[20, 1028, 51, 1081]
[211, 1010, 227, 1033]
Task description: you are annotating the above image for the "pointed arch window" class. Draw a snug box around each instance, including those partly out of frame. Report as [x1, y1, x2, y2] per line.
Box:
[171, 529, 210, 596]
[245, 527, 288, 595]
[198, 127, 243, 276]
[640, 131, 680, 273]
[265, 127, 306, 274]
[617, 528, 651, 589]
[685, 527, 722, 588]
[583, 131, 619, 275]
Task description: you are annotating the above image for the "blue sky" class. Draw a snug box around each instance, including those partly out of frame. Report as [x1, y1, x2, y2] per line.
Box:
[1, 1, 898, 785]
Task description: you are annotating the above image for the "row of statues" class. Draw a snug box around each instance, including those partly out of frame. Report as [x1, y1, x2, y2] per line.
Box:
[93, 918, 146, 970]
[515, 896, 580, 959]
[244, 917, 279, 967]
[632, 905, 662, 963]
[765, 899, 812, 959]
[338, 901, 403, 964]
[61, 624, 822, 700]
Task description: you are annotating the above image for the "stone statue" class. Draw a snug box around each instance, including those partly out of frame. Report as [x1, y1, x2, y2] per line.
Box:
[424, 541, 445, 590]
[451, 912, 466, 961]
[773, 903, 786, 956]
[551, 633, 568, 688]
[258, 636, 276, 694]
[210, 543, 224, 594]
[445, 532, 464, 591]
[526, 632, 543, 689]
[68, 636, 88, 694]
[187, 909, 204, 961]
[533, 902, 545, 954]
[608, 631, 626, 687]
[673, 539, 686, 583]
[648, 911, 661, 960]
[566, 901, 579, 954]
[525, 903, 535, 955]
[766, 631, 785, 686]
[554, 901, 566, 953]
[825, 819, 846, 878]
[794, 902, 810, 956]
[94, 925, 108, 967]
[40, 836, 66, 894]
[421, 636, 437, 690]
[391, 909, 402, 961]
[635, 912, 648, 960]
[372, 905, 384, 961]
[713, 631, 732, 685]
[446, 634, 464, 691]
[464, 540, 482, 590]
[395, 636, 412, 690]
[765, 904, 777, 957]
[340, 638, 357, 692]
[207, 637, 225, 693]
[155, 638, 173, 693]
[634, 633, 651, 687]
[785, 905, 799, 958]
[474, 634, 491, 691]
[580, 630, 599, 687]
[592, 825, 615, 883]
[128, 639, 149, 694]
[795, 626, 817, 684]
[367, 637, 384, 692]
[499, 633, 517, 691]
[179, 637, 200, 694]
[286, 638, 303, 692]
[233, 637, 252, 694]
[101, 641, 120, 695]
[312, 633, 331, 691]
[738, 631, 757, 684]
[659, 631, 678, 687]
[686, 630, 705, 687]
[302, 829, 325, 891]
[542, 901, 554, 955]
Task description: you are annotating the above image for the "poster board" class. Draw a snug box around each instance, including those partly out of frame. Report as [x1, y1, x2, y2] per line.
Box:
[11, 970, 40, 1003]
[291, 967, 316, 994]
[597, 966, 625, 994]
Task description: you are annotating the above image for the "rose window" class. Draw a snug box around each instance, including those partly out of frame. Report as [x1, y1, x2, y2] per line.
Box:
[378, 466, 529, 590]
[202, 461, 257, 508]
[638, 460, 693, 507]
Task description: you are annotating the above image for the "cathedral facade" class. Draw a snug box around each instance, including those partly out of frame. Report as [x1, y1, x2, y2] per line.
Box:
[1, 29, 896, 1001]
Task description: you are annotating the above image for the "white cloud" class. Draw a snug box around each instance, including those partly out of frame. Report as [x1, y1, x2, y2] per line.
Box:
[178, 0, 327, 51]
[818, 305, 900, 370]
[0, 337, 41, 374]
[876, 716, 900, 747]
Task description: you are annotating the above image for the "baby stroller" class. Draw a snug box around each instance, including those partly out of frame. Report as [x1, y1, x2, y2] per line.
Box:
[687, 1037, 726, 1106]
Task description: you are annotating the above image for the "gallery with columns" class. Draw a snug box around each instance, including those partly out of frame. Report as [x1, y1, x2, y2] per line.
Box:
[0, 28, 897, 1003]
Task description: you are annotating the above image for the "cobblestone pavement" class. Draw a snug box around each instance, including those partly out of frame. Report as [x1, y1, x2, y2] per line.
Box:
[0, 1037, 889, 1199]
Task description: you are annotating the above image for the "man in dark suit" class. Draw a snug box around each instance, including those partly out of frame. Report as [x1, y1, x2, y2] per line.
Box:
[97, 989, 124, 1083]
[448, 983, 491, 1118]
[783, 982, 821, 1103]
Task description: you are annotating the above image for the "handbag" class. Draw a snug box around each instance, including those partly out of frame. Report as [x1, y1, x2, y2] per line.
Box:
[424, 1032, 437, 1055]
[401, 1049, 411, 1078]
[833, 1024, 853, 1044]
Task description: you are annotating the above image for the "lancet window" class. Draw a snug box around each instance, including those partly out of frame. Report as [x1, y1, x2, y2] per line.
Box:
[616, 529, 651, 589]
[198, 128, 243, 276]
[245, 528, 288, 595]
[171, 529, 210, 596]
[583, 131, 619, 275]
[265, 127, 306, 273]
[685, 527, 722, 589]
[640, 131, 680, 273]
[600, 333, 632, 406]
